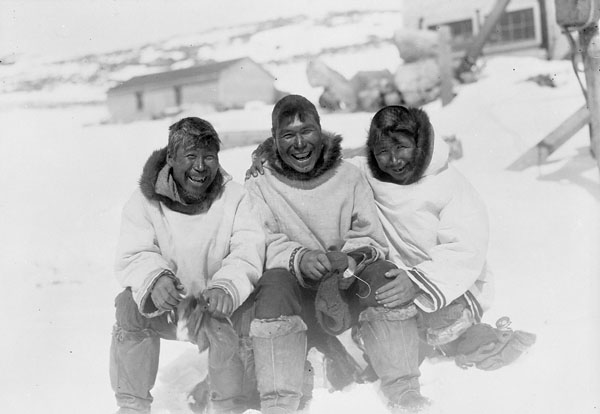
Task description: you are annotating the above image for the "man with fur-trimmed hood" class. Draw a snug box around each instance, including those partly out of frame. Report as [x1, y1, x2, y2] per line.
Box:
[110, 117, 265, 414]
[244, 95, 432, 413]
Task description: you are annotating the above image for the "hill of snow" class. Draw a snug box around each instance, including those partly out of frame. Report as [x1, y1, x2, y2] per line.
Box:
[0, 8, 403, 109]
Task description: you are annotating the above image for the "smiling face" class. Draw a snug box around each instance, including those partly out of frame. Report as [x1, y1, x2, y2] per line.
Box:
[274, 114, 324, 174]
[372, 133, 417, 184]
[167, 140, 219, 203]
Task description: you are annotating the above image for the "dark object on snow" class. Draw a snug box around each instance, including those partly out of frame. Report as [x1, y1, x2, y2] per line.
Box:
[453, 318, 537, 370]
[526, 74, 557, 88]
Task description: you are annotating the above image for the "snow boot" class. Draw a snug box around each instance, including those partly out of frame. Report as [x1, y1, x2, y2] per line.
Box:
[250, 315, 307, 414]
[389, 390, 431, 413]
[358, 306, 421, 404]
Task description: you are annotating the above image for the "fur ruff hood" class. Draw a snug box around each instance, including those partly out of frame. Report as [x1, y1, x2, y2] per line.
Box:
[139, 147, 226, 214]
[367, 107, 435, 185]
[264, 131, 343, 181]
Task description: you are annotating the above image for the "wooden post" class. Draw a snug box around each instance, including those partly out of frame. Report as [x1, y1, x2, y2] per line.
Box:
[456, 0, 511, 76]
[438, 25, 455, 106]
[579, 21, 600, 174]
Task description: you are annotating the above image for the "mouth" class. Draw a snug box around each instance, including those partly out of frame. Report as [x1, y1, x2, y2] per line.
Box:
[188, 175, 208, 184]
[390, 163, 409, 175]
[291, 151, 313, 162]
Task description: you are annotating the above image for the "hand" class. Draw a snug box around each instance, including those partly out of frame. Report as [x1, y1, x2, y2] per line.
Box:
[151, 274, 185, 312]
[375, 268, 419, 308]
[300, 250, 332, 281]
[244, 152, 267, 180]
[203, 288, 233, 319]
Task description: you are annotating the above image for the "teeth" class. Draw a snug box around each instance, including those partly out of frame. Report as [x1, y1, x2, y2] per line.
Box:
[292, 152, 311, 160]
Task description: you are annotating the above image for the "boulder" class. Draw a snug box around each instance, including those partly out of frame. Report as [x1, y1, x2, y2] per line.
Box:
[307, 59, 357, 111]
[394, 58, 441, 106]
[392, 29, 440, 63]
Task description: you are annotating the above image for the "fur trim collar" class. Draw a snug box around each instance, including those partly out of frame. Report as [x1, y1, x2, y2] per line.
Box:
[265, 131, 343, 181]
[366, 108, 434, 185]
[139, 147, 225, 214]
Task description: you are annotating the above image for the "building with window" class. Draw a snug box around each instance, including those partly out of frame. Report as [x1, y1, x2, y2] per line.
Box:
[106, 57, 277, 122]
[402, 0, 568, 58]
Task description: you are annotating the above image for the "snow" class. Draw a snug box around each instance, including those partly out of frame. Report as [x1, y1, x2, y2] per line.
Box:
[1, 24, 599, 414]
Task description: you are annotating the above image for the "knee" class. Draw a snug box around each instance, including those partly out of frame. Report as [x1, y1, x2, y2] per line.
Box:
[354, 260, 397, 308]
[114, 288, 147, 331]
[257, 269, 298, 292]
[255, 269, 301, 319]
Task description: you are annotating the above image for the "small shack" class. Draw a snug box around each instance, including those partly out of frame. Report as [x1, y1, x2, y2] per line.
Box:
[106, 57, 276, 122]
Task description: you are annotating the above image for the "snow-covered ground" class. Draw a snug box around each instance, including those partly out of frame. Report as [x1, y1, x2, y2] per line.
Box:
[0, 52, 599, 414]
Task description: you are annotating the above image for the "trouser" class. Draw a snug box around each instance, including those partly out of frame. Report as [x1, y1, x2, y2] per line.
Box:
[249, 269, 311, 414]
[350, 261, 479, 402]
[249, 265, 418, 410]
[109, 288, 259, 413]
[348, 260, 422, 404]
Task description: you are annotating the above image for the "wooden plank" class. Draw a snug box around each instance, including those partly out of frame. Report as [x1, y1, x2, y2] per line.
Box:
[438, 25, 454, 106]
[507, 105, 590, 171]
[219, 129, 271, 149]
[579, 22, 600, 173]
[457, 0, 511, 76]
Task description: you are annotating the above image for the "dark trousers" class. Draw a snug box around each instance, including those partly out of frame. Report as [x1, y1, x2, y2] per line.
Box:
[109, 288, 259, 413]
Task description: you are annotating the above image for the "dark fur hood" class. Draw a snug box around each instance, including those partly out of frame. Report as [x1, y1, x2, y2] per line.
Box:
[264, 130, 343, 181]
[139, 147, 225, 214]
[367, 107, 434, 185]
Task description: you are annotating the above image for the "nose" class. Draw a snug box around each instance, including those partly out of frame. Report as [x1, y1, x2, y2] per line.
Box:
[193, 158, 205, 171]
[293, 134, 306, 149]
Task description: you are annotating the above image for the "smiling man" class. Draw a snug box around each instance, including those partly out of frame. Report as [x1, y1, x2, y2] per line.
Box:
[110, 117, 265, 414]
[244, 95, 393, 413]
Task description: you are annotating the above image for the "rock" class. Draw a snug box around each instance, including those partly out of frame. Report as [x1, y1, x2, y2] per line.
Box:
[307, 59, 357, 111]
[392, 29, 440, 63]
[394, 58, 441, 106]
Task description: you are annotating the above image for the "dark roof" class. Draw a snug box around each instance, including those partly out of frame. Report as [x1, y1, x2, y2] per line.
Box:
[108, 57, 270, 93]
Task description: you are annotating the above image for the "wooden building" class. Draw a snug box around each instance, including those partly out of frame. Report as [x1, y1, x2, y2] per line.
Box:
[107, 57, 276, 122]
[402, 0, 569, 59]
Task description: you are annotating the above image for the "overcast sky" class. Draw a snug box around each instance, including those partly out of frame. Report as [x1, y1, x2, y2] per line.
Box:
[0, 0, 404, 61]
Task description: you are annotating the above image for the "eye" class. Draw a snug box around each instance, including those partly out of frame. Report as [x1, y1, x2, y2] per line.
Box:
[205, 155, 216, 161]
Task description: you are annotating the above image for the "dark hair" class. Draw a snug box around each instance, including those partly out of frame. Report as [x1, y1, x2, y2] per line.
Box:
[271, 94, 321, 136]
[367, 105, 418, 148]
[168, 117, 221, 156]
[366, 105, 434, 185]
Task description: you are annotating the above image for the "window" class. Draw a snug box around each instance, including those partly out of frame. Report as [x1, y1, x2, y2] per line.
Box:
[488, 8, 536, 44]
[428, 19, 474, 51]
[135, 91, 144, 111]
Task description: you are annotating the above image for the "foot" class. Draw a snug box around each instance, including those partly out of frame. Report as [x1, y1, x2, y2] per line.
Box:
[390, 390, 431, 413]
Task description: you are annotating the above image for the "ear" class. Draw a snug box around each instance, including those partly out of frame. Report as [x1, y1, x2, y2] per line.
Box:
[166, 150, 175, 167]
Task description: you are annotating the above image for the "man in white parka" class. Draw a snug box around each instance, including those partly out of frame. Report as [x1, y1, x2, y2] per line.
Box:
[110, 117, 265, 414]
[348, 105, 494, 355]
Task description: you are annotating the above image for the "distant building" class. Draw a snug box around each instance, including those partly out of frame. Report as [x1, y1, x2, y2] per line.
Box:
[402, 0, 568, 59]
[106, 57, 276, 122]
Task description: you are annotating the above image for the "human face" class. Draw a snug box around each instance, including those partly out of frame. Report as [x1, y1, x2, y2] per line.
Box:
[167, 141, 219, 202]
[372, 133, 417, 184]
[275, 114, 323, 173]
